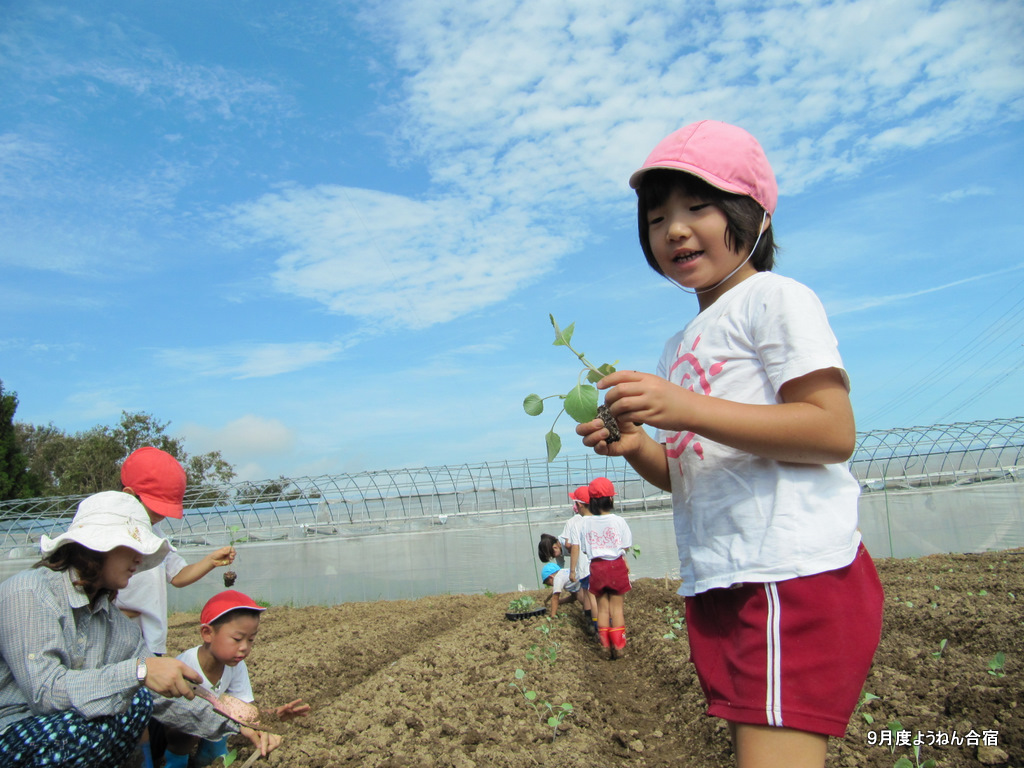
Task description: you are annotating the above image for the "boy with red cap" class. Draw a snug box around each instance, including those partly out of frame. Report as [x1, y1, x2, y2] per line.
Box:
[562, 485, 597, 634]
[164, 590, 310, 767]
[116, 447, 237, 768]
[116, 447, 237, 655]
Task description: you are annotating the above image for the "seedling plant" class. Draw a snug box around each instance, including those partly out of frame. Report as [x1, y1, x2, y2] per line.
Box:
[853, 691, 880, 724]
[523, 315, 618, 461]
[508, 595, 538, 613]
[526, 617, 561, 665]
[930, 638, 947, 659]
[894, 744, 937, 768]
[509, 668, 574, 741]
[655, 605, 684, 640]
[987, 651, 1006, 677]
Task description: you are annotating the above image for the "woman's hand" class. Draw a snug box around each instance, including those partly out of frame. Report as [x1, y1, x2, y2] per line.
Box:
[241, 726, 282, 756]
[275, 699, 311, 721]
[143, 657, 201, 699]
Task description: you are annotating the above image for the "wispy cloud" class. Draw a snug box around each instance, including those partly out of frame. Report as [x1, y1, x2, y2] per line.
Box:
[155, 340, 355, 379]
[223, 185, 574, 329]
[828, 262, 1024, 316]
[936, 185, 996, 203]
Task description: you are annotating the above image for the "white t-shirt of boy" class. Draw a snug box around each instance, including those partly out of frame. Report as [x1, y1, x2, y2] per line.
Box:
[177, 645, 255, 703]
[559, 516, 590, 578]
[580, 513, 632, 560]
[655, 272, 862, 597]
[115, 523, 187, 654]
[550, 568, 580, 595]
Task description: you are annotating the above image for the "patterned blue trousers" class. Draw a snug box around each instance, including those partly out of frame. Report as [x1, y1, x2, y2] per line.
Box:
[0, 688, 152, 767]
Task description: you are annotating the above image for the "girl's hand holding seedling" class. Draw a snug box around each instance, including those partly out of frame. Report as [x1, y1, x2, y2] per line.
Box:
[275, 698, 311, 721]
[597, 369, 699, 434]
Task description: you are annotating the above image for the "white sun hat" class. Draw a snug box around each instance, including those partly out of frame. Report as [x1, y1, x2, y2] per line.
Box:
[39, 491, 174, 572]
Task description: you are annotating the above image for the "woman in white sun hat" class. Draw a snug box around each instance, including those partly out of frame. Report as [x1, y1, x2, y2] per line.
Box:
[0, 491, 239, 768]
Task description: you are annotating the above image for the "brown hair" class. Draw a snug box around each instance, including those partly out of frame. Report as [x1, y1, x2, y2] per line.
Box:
[35, 542, 116, 607]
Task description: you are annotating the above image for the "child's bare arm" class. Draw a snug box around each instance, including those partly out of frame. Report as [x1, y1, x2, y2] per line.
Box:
[599, 368, 855, 465]
[170, 546, 236, 588]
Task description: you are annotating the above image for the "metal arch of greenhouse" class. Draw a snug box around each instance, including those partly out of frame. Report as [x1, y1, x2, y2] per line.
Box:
[2, 415, 1023, 554]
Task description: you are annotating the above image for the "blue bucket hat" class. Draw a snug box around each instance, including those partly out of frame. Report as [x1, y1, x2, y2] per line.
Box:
[541, 562, 560, 583]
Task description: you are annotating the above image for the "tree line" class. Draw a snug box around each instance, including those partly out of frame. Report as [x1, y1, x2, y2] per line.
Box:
[1, 378, 236, 502]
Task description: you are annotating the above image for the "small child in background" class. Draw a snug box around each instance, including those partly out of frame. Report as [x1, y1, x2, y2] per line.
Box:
[540, 562, 578, 617]
[164, 591, 310, 767]
[562, 486, 597, 635]
[575, 477, 632, 659]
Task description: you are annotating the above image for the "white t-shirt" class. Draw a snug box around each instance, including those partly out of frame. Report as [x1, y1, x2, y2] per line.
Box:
[115, 523, 187, 654]
[580, 513, 632, 560]
[655, 272, 862, 596]
[559, 516, 590, 578]
[549, 568, 580, 595]
[177, 645, 255, 703]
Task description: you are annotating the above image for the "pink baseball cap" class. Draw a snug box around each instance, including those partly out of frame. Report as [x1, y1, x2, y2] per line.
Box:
[568, 486, 591, 504]
[588, 477, 616, 499]
[629, 120, 778, 215]
[120, 447, 187, 519]
[201, 590, 267, 625]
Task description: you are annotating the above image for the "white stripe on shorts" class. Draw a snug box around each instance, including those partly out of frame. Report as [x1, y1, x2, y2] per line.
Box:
[764, 582, 783, 727]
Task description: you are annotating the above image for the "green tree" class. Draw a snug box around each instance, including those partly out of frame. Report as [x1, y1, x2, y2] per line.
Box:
[13, 410, 237, 502]
[1, 380, 37, 500]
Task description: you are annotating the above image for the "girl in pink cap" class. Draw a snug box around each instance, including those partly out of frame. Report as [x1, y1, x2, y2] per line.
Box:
[577, 121, 883, 768]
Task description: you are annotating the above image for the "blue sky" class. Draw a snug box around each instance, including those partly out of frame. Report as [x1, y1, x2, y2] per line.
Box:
[2, 0, 1023, 481]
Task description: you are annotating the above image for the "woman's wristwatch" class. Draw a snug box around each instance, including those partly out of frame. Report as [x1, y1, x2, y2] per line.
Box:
[136, 657, 148, 684]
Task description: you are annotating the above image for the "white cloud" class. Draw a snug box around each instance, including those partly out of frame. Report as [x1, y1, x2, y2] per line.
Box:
[178, 414, 296, 481]
[155, 340, 354, 379]
[224, 185, 574, 329]
[936, 185, 996, 203]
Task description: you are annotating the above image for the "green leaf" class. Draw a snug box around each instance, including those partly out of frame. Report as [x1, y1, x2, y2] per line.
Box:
[515, 669, 525, 679]
[523, 394, 544, 416]
[545, 431, 562, 462]
[223, 750, 238, 768]
[563, 384, 598, 424]
[547, 716, 559, 727]
[550, 315, 574, 347]
[560, 703, 573, 712]
[894, 759, 913, 768]
[862, 713, 874, 724]
[525, 691, 537, 701]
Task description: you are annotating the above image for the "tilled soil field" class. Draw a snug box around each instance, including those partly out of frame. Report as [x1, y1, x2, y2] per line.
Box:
[166, 548, 1023, 767]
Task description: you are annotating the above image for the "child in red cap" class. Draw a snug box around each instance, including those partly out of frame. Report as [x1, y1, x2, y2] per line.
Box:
[116, 447, 237, 656]
[577, 477, 632, 658]
[164, 590, 310, 766]
[577, 120, 883, 767]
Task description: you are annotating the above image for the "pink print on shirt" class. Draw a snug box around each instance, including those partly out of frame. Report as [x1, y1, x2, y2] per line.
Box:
[586, 526, 625, 550]
[665, 334, 723, 462]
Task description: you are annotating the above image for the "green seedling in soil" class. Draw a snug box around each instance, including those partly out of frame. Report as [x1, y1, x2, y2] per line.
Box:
[508, 595, 538, 613]
[886, 720, 904, 754]
[510, 668, 573, 741]
[854, 691, 880, 724]
[931, 639, 948, 659]
[526, 618, 561, 664]
[523, 315, 618, 462]
[655, 606, 684, 640]
[894, 744, 937, 768]
[987, 651, 1006, 677]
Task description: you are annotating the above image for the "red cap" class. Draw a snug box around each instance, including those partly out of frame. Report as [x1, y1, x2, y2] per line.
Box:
[200, 590, 267, 626]
[120, 447, 187, 519]
[568, 486, 591, 504]
[588, 477, 616, 499]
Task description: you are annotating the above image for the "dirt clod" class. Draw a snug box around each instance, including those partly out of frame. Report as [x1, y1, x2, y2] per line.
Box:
[223, 570, 237, 587]
[598, 404, 621, 443]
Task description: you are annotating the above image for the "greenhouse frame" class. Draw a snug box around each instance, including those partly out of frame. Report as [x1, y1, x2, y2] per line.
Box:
[2, 416, 1022, 609]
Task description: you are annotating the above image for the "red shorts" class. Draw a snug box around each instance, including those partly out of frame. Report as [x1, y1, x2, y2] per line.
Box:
[588, 556, 632, 595]
[685, 544, 883, 737]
